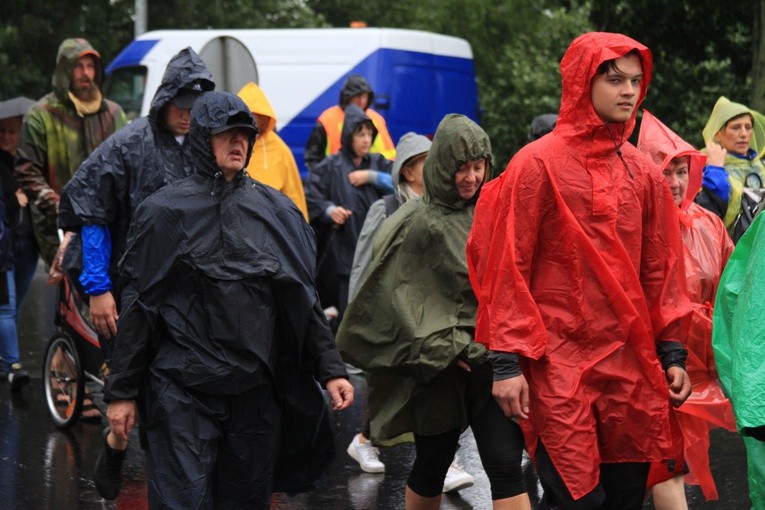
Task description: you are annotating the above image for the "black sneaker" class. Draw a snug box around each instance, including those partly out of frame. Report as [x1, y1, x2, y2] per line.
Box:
[7, 363, 29, 392]
[93, 427, 127, 500]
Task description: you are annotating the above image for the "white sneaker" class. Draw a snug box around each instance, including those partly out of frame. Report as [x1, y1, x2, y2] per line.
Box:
[346, 434, 385, 473]
[443, 457, 475, 493]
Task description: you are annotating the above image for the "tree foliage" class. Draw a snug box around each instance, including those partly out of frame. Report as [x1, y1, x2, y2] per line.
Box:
[0, 0, 326, 100]
[1, 0, 761, 162]
[588, 0, 754, 148]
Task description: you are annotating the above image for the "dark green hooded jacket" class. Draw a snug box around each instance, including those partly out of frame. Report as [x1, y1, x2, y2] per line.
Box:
[336, 114, 493, 443]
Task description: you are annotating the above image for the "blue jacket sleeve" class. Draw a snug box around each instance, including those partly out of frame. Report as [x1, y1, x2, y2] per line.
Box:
[367, 171, 394, 194]
[702, 165, 731, 202]
[79, 224, 112, 295]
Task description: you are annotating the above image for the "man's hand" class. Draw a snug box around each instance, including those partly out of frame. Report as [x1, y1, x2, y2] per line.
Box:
[330, 206, 353, 226]
[48, 231, 74, 285]
[107, 399, 137, 442]
[90, 291, 119, 338]
[492, 374, 530, 420]
[667, 365, 692, 407]
[347, 170, 370, 187]
[326, 377, 354, 411]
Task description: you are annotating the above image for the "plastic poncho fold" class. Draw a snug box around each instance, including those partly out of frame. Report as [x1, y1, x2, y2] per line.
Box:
[104, 91, 345, 494]
[467, 32, 692, 500]
[638, 110, 736, 500]
[59, 47, 215, 282]
[336, 114, 493, 444]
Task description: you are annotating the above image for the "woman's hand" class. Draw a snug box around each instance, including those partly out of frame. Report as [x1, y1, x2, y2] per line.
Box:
[706, 140, 727, 168]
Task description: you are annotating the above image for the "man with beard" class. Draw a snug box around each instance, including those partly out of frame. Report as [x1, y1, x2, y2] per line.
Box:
[18, 38, 127, 269]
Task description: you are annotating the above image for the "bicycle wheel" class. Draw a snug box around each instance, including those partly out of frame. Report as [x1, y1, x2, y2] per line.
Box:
[43, 333, 84, 429]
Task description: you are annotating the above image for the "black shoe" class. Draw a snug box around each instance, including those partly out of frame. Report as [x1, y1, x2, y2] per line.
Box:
[93, 427, 127, 500]
[7, 363, 29, 392]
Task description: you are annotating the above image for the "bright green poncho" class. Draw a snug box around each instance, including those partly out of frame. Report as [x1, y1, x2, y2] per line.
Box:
[713, 213, 765, 508]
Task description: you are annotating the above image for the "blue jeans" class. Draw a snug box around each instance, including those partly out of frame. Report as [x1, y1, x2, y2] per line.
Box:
[0, 270, 19, 372]
[13, 234, 39, 312]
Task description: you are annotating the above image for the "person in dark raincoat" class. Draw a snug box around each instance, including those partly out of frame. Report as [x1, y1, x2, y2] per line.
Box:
[304, 103, 392, 319]
[337, 114, 530, 510]
[102, 91, 354, 509]
[57, 47, 215, 498]
[468, 33, 693, 509]
[58, 47, 214, 342]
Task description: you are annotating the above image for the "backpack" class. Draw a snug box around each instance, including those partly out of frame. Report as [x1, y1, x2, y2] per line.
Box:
[731, 187, 765, 244]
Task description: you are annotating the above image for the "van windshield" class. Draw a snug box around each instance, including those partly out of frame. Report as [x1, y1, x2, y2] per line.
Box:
[103, 66, 147, 121]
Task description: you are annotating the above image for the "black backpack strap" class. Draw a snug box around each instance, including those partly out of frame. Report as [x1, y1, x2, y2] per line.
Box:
[383, 194, 399, 217]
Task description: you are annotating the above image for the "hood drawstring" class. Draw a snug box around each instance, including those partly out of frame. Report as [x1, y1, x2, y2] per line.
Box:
[605, 123, 634, 179]
[211, 171, 222, 196]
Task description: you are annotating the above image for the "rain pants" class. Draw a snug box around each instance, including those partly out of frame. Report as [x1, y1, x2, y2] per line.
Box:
[337, 114, 493, 445]
[18, 38, 127, 264]
[237, 82, 308, 220]
[713, 213, 765, 509]
[304, 104, 392, 312]
[638, 110, 736, 500]
[59, 47, 215, 294]
[103, 92, 347, 508]
[467, 32, 692, 501]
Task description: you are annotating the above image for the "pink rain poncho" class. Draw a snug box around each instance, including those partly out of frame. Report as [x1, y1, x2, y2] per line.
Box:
[638, 110, 736, 500]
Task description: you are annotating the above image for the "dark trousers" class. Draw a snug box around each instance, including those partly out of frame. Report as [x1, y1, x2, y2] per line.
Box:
[536, 441, 650, 510]
[145, 376, 281, 510]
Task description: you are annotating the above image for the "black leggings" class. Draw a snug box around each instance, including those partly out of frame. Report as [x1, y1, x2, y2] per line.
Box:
[408, 397, 526, 499]
[536, 441, 650, 510]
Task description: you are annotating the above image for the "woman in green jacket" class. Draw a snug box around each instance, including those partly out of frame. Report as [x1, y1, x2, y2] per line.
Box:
[337, 114, 530, 510]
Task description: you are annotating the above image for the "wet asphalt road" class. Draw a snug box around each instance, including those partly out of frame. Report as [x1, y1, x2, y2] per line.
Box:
[0, 264, 754, 509]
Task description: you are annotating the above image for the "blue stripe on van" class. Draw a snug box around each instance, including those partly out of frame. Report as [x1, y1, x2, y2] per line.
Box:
[105, 39, 160, 73]
[278, 48, 479, 179]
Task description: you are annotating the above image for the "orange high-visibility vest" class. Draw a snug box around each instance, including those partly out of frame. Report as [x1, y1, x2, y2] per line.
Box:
[317, 105, 396, 160]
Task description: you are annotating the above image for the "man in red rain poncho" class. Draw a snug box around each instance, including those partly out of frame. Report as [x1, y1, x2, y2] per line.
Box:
[637, 110, 736, 506]
[467, 32, 693, 509]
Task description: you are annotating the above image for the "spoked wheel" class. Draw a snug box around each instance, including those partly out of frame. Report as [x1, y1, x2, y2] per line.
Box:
[43, 333, 83, 429]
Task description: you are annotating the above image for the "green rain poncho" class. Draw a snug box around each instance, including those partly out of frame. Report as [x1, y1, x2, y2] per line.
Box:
[336, 114, 493, 444]
[713, 213, 765, 508]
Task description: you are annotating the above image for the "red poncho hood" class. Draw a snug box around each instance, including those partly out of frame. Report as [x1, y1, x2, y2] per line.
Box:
[556, 32, 652, 154]
[637, 109, 705, 211]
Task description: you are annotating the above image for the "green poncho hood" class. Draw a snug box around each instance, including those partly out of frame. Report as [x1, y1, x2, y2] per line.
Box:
[52, 38, 104, 102]
[702, 96, 765, 160]
[336, 115, 493, 441]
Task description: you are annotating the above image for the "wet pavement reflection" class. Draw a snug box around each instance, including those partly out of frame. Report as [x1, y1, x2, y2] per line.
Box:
[0, 264, 753, 509]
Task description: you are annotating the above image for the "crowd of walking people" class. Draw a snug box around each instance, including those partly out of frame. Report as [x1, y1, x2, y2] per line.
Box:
[1, 29, 764, 510]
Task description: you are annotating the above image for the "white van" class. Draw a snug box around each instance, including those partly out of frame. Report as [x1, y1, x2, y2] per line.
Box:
[103, 27, 480, 177]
